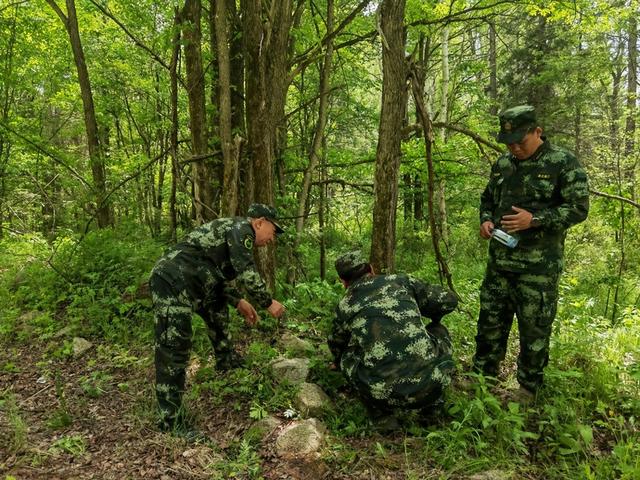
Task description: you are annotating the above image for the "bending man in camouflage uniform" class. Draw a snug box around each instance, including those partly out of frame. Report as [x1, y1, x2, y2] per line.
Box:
[149, 203, 286, 432]
[329, 251, 458, 415]
[474, 105, 589, 400]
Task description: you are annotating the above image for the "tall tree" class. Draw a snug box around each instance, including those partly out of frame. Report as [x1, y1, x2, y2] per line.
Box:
[182, 0, 214, 223]
[216, 0, 238, 216]
[242, 0, 299, 288]
[46, 0, 112, 228]
[370, 0, 407, 273]
[290, 0, 335, 283]
[625, 11, 637, 201]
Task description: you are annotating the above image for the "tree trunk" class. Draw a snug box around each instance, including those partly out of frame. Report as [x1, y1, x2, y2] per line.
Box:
[626, 13, 637, 201]
[289, 0, 334, 283]
[410, 67, 456, 295]
[216, 0, 239, 216]
[488, 20, 498, 116]
[0, 3, 18, 239]
[319, 135, 328, 281]
[169, 8, 181, 243]
[182, 0, 214, 223]
[242, 0, 296, 290]
[47, 0, 112, 228]
[437, 25, 450, 248]
[626, 14, 637, 156]
[370, 0, 407, 273]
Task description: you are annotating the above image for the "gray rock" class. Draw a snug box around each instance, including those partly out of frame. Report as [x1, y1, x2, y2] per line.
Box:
[72, 337, 93, 357]
[468, 471, 513, 480]
[280, 333, 315, 356]
[270, 357, 309, 384]
[275, 418, 326, 458]
[295, 383, 331, 417]
[18, 311, 41, 323]
[248, 415, 282, 440]
[53, 325, 75, 339]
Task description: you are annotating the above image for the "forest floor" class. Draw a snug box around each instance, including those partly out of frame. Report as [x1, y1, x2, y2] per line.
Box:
[2, 319, 637, 479]
[1, 334, 441, 480]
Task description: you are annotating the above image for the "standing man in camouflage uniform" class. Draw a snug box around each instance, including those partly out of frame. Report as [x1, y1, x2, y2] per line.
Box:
[474, 105, 589, 401]
[150, 203, 286, 433]
[329, 251, 458, 420]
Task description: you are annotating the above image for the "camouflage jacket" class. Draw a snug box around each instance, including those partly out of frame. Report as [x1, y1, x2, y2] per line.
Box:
[329, 274, 457, 406]
[480, 140, 589, 273]
[150, 217, 271, 309]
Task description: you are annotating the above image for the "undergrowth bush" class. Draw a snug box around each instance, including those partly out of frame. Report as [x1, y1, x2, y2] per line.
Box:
[0, 228, 162, 343]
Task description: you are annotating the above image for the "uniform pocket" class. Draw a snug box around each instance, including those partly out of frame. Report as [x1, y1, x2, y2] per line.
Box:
[538, 289, 559, 328]
[529, 179, 555, 201]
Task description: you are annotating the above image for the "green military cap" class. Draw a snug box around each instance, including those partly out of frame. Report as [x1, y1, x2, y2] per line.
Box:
[247, 203, 284, 233]
[335, 250, 369, 278]
[497, 105, 537, 144]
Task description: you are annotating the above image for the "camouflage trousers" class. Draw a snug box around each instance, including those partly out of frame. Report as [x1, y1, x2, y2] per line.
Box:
[473, 265, 560, 392]
[150, 273, 234, 425]
[355, 322, 454, 413]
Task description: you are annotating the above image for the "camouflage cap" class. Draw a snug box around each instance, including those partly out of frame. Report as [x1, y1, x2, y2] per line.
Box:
[335, 250, 369, 279]
[247, 203, 284, 234]
[497, 105, 537, 144]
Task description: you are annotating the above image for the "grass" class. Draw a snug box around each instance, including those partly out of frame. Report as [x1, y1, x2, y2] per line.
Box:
[0, 228, 639, 479]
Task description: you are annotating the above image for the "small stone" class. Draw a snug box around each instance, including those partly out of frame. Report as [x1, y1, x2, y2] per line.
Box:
[280, 333, 315, 356]
[270, 357, 309, 384]
[294, 383, 331, 417]
[468, 470, 513, 480]
[72, 337, 93, 357]
[275, 418, 326, 458]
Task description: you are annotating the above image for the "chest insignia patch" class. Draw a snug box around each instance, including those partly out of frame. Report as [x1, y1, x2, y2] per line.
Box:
[243, 235, 254, 250]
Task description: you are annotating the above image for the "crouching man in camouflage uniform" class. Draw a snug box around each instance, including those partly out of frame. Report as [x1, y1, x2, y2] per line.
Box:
[474, 105, 589, 402]
[149, 203, 286, 434]
[328, 251, 458, 424]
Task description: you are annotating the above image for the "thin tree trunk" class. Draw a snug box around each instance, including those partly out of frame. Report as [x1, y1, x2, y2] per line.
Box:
[626, 13, 637, 201]
[290, 0, 334, 282]
[0, 2, 18, 239]
[488, 20, 498, 116]
[625, 14, 637, 156]
[437, 25, 450, 248]
[319, 135, 328, 281]
[410, 67, 456, 295]
[47, 0, 112, 228]
[169, 8, 181, 243]
[370, 0, 407, 273]
[217, 0, 239, 216]
[182, 0, 213, 223]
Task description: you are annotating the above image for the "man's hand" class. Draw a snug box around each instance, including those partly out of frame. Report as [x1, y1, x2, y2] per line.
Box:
[237, 299, 260, 326]
[267, 300, 286, 318]
[501, 206, 533, 233]
[480, 220, 494, 239]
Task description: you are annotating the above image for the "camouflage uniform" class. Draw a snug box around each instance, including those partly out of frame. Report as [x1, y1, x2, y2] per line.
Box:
[330, 255, 458, 411]
[474, 106, 589, 391]
[150, 216, 272, 425]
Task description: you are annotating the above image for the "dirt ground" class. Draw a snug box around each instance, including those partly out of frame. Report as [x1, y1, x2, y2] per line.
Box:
[0, 342, 416, 480]
[0, 339, 353, 480]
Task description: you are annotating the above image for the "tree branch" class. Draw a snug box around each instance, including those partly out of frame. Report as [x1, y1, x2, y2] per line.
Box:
[0, 120, 91, 188]
[87, 0, 181, 84]
[0, 0, 29, 14]
[590, 189, 640, 209]
[45, 0, 68, 25]
[289, 0, 371, 82]
[311, 178, 373, 193]
[404, 121, 503, 153]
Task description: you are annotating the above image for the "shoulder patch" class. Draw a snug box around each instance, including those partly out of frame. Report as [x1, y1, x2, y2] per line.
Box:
[243, 234, 254, 250]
